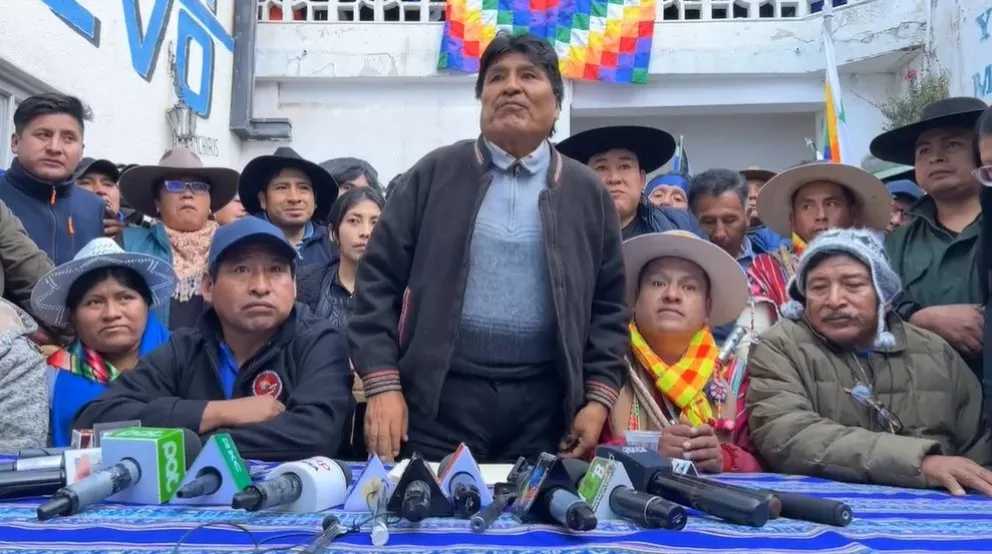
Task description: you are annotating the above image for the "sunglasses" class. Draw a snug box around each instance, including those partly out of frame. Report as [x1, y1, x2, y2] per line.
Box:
[844, 381, 903, 434]
[161, 180, 211, 195]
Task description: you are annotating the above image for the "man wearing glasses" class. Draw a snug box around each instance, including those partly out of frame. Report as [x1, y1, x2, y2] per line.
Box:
[747, 228, 992, 496]
[870, 97, 988, 396]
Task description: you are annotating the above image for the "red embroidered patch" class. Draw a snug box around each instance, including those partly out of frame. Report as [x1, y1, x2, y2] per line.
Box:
[252, 370, 283, 398]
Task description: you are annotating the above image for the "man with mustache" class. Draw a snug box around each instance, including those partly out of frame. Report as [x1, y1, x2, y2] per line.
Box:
[746, 162, 890, 325]
[555, 126, 704, 239]
[74, 218, 354, 461]
[239, 147, 339, 266]
[747, 228, 992, 496]
[350, 33, 629, 463]
[870, 97, 988, 396]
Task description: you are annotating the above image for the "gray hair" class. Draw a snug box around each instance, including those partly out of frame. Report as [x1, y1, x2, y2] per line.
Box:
[687, 168, 748, 214]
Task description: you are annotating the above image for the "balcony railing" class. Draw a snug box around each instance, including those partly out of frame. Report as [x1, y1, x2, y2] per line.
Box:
[257, 0, 856, 23]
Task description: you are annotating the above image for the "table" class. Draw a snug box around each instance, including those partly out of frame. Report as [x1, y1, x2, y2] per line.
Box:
[0, 459, 989, 553]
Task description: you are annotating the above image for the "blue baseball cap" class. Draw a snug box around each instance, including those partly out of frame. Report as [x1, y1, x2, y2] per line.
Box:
[207, 216, 299, 271]
[887, 179, 925, 201]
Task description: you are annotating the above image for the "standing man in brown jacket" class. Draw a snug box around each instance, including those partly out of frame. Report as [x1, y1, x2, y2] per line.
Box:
[747, 228, 992, 496]
[348, 33, 629, 463]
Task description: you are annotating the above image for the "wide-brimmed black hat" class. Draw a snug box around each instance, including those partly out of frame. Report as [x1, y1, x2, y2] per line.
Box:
[870, 97, 988, 166]
[556, 126, 676, 174]
[239, 147, 339, 220]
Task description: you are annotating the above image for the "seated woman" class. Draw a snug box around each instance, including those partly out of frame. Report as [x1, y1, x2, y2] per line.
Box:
[298, 187, 384, 458]
[603, 230, 762, 473]
[32, 238, 177, 447]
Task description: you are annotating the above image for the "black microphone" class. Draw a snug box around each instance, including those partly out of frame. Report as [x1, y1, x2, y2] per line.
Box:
[0, 469, 66, 499]
[510, 453, 597, 531]
[176, 468, 222, 498]
[16, 447, 71, 459]
[0, 447, 100, 473]
[438, 453, 482, 518]
[757, 489, 853, 527]
[401, 480, 431, 523]
[597, 445, 769, 527]
[470, 457, 528, 533]
[699, 479, 783, 519]
[300, 514, 349, 554]
[560, 458, 686, 530]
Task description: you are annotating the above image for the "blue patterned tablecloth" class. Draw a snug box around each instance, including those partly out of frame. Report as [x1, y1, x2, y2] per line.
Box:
[0, 458, 990, 553]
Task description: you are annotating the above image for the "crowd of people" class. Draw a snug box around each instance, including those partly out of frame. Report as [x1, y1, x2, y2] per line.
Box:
[0, 32, 990, 498]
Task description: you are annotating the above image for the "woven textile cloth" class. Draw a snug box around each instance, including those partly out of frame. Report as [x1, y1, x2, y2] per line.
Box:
[0, 458, 989, 553]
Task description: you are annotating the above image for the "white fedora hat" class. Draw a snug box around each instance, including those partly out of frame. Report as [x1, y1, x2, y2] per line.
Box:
[31, 238, 178, 329]
[622, 231, 748, 327]
[756, 162, 891, 238]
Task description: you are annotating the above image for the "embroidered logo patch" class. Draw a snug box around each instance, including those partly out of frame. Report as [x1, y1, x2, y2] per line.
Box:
[252, 370, 283, 398]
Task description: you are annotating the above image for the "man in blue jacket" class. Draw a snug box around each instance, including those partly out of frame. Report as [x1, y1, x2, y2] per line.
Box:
[239, 147, 338, 266]
[556, 125, 705, 239]
[0, 93, 104, 265]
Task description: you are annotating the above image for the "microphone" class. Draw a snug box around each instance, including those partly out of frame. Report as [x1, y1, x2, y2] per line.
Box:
[37, 428, 201, 520]
[597, 445, 769, 527]
[561, 457, 686, 530]
[757, 488, 853, 527]
[386, 453, 452, 521]
[470, 457, 528, 533]
[17, 447, 71, 459]
[717, 326, 747, 364]
[231, 457, 352, 512]
[176, 468, 222, 498]
[510, 453, 596, 531]
[0, 448, 101, 474]
[0, 469, 66, 499]
[438, 453, 482, 518]
[300, 514, 349, 554]
[692, 479, 782, 519]
[366, 478, 390, 546]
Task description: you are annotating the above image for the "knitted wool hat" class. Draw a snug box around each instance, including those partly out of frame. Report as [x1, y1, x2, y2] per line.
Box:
[780, 228, 902, 350]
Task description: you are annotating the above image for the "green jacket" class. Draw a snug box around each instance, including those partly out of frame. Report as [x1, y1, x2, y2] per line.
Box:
[747, 315, 991, 489]
[0, 200, 54, 317]
[884, 197, 983, 387]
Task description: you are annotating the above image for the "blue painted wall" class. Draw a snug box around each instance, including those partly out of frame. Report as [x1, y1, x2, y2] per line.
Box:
[41, 0, 233, 118]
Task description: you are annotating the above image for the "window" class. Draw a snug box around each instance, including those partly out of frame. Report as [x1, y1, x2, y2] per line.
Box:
[0, 62, 57, 170]
[0, 92, 10, 169]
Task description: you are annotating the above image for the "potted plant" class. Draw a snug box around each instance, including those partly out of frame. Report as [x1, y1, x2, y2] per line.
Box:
[879, 68, 950, 130]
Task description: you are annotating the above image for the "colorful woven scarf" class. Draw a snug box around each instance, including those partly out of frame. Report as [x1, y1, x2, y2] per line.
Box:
[48, 340, 121, 385]
[628, 322, 716, 426]
[791, 233, 808, 257]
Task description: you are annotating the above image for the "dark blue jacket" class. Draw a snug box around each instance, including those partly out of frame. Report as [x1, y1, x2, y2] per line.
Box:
[747, 225, 790, 254]
[300, 228, 337, 267]
[632, 200, 707, 239]
[0, 159, 104, 265]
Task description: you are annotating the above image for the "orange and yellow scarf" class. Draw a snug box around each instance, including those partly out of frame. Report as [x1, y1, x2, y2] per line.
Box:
[628, 322, 716, 426]
[791, 233, 808, 257]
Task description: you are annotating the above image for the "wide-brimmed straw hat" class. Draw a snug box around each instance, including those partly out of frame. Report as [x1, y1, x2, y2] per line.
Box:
[740, 166, 777, 183]
[119, 148, 239, 217]
[622, 230, 748, 327]
[30, 238, 178, 329]
[869, 97, 987, 166]
[239, 147, 339, 221]
[556, 126, 676, 174]
[756, 162, 891, 237]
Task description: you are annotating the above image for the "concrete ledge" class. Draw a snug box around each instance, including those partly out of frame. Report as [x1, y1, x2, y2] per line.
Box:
[254, 0, 925, 80]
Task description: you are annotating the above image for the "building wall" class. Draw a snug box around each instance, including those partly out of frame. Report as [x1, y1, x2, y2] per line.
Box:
[0, 0, 239, 168]
[945, 0, 992, 101]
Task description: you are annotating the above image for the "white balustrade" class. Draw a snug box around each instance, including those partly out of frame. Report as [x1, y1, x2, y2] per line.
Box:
[257, 0, 862, 23]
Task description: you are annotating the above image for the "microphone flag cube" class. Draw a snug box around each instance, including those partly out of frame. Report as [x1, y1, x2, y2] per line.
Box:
[100, 427, 190, 504]
[171, 433, 251, 506]
[576, 457, 635, 522]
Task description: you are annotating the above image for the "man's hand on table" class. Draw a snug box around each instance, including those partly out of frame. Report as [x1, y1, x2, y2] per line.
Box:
[922, 455, 992, 497]
[365, 390, 407, 462]
[559, 401, 609, 459]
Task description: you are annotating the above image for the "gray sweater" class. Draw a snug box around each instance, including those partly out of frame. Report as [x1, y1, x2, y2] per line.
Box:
[0, 299, 49, 451]
[451, 141, 558, 378]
